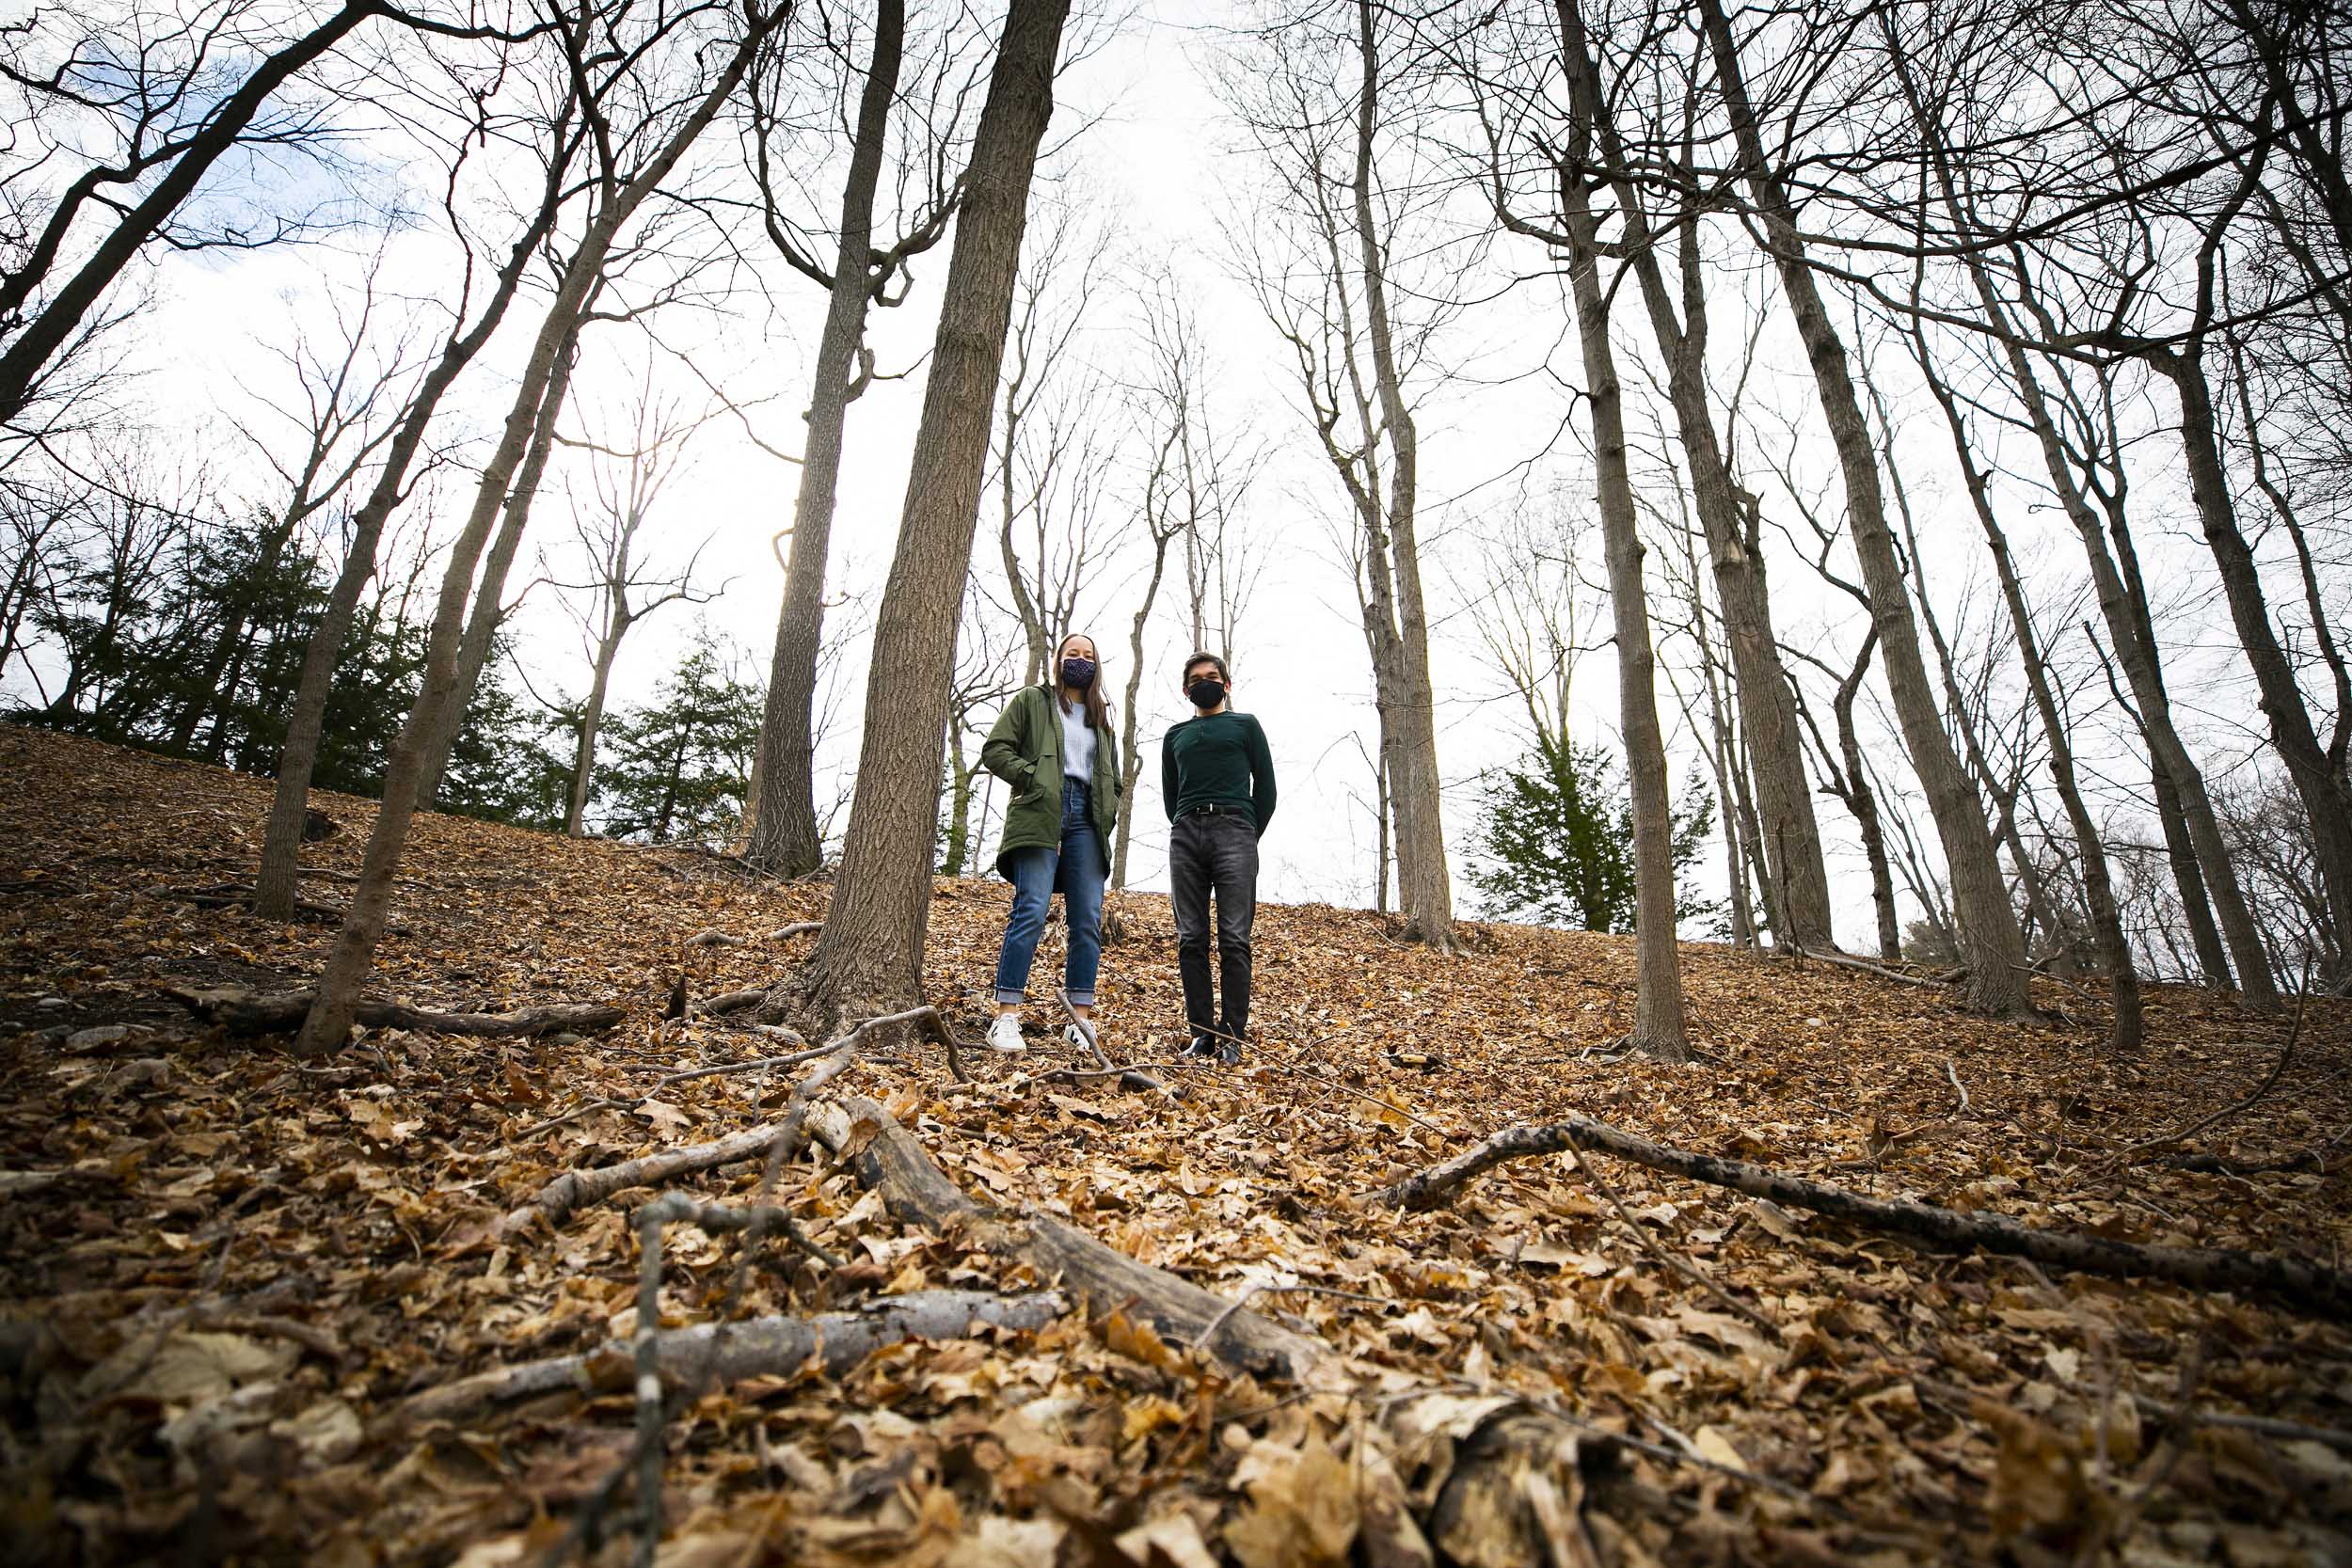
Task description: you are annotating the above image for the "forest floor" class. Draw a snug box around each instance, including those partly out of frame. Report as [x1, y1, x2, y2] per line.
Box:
[3, 722, 2349, 1568]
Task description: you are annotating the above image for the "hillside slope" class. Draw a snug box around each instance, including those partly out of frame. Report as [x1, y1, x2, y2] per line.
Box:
[2, 723, 2347, 1565]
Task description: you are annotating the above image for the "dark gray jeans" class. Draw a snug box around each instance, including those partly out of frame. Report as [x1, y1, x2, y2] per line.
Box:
[1170, 809, 1257, 1042]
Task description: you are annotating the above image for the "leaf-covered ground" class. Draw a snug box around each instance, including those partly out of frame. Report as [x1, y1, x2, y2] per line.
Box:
[3, 722, 2348, 1567]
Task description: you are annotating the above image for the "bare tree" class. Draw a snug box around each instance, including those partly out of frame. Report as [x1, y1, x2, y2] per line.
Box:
[296, 0, 792, 1052]
[1227, 0, 1459, 950]
[254, 44, 583, 920]
[743, 0, 973, 877]
[991, 195, 1120, 686]
[549, 368, 721, 834]
[1690, 0, 2032, 1015]
[799, 0, 1072, 1022]
[0, 0, 553, 429]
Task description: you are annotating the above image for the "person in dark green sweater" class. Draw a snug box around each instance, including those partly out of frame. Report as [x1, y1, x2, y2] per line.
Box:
[1161, 652, 1275, 1063]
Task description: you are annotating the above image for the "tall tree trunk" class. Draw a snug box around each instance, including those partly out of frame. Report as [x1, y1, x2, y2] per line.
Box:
[566, 617, 628, 836]
[1348, 0, 1454, 951]
[1565, 23, 1833, 952]
[252, 148, 572, 920]
[1829, 637, 1904, 962]
[294, 15, 778, 1051]
[1557, 0, 1686, 1058]
[1884, 34, 2265, 1004]
[2153, 344, 2352, 976]
[414, 306, 586, 808]
[1111, 529, 1174, 889]
[1913, 340, 2144, 1047]
[801, 0, 1071, 1020]
[1693, 0, 2030, 1014]
[748, 0, 908, 877]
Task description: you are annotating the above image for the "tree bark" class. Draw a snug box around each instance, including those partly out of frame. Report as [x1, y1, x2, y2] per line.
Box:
[2153, 344, 2352, 976]
[1111, 528, 1173, 889]
[801, 0, 1072, 1021]
[294, 11, 782, 1052]
[1347, 0, 1454, 951]
[1556, 0, 1687, 1059]
[1693, 0, 2030, 1014]
[1911, 337, 2143, 1047]
[748, 0, 909, 877]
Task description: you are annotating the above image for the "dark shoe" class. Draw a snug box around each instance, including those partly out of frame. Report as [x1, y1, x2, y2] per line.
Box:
[1214, 1027, 1242, 1065]
[1175, 1035, 1215, 1063]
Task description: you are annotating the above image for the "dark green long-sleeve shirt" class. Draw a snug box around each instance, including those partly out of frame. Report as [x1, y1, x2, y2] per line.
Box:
[1161, 710, 1276, 834]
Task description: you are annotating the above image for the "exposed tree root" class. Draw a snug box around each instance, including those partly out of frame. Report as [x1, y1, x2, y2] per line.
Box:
[499, 1007, 951, 1237]
[1374, 1117, 2351, 1313]
[167, 983, 622, 1038]
[393, 1289, 1070, 1426]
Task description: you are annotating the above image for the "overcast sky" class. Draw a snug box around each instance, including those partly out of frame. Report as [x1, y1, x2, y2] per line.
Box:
[45, 0, 2279, 946]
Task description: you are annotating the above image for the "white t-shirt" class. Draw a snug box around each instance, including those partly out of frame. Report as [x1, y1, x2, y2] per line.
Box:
[1057, 695, 1098, 783]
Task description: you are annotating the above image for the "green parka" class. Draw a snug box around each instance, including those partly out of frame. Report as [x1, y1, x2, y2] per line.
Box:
[978, 685, 1122, 879]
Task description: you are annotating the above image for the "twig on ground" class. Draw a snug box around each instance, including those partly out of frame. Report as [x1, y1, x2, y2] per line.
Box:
[1197, 1280, 1393, 1353]
[1804, 949, 1960, 988]
[1946, 1059, 1972, 1116]
[770, 922, 822, 942]
[695, 989, 766, 1016]
[1053, 989, 1175, 1098]
[686, 929, 745, 949]
[2122, 981, 2310, 1163]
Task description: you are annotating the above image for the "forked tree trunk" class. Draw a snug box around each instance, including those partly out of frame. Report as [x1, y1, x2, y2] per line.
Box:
[1566, 25, 1832, 952]
[801, 0, 1072, 1021]
[294, 15, 781, 1051]
[253, 152, 572, 920]
[1693, 0, 2029, 1014]
[2147, 749, 2233, 987]
[1557, 0, 1686, 1058]
[748, 0, 908, 878]
[1348, 0, 1454, 952]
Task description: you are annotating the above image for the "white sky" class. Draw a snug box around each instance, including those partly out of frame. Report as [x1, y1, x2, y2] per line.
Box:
[56, 0, 2285, 946]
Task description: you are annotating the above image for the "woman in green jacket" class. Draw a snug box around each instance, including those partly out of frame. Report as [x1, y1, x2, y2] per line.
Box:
[978, 632, 1123, 1053]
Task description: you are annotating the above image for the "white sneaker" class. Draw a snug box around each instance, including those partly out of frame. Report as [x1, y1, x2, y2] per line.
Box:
[1062, 1022, 1096, 1054]
[985, 1014, 1027, 1053]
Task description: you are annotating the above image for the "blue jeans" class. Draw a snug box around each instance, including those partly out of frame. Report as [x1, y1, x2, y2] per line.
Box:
[993, 778, 1105, 1008]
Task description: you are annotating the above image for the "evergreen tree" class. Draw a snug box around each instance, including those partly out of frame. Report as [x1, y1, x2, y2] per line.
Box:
[1471, 736, 1721, 934]
[592, 630, 764, 844]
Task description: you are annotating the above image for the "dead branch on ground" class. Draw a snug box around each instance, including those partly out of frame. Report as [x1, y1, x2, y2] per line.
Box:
[1374, 1117, 2352, 1313]
[167, 983, 623, 1038]
[394, 1290, 1069, 1426]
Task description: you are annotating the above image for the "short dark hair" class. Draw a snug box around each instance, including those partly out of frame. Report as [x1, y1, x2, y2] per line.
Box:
[1181, 652, 1229, 684]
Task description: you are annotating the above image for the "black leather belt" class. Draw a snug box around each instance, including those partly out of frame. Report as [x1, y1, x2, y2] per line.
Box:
[1182, 803, 1248, 818]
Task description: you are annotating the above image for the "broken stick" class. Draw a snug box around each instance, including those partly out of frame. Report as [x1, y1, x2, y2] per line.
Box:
[394, 1290, 1069, 1426]
[1373, 1117, 2352, 1313]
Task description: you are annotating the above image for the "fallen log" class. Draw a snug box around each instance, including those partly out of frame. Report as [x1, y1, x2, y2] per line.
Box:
[166, 983, 623, 1038]
[394, 1290, 1069, 1426]
[1374, 1117, 2352, 1313]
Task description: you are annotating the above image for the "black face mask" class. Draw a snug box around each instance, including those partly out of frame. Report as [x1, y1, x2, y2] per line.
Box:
[1186, 677, 1226, 710]
[1059, 657, 1096, 690]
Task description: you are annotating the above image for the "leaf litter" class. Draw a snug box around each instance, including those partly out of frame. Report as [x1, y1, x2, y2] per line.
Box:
[2, 724, 2348, 1565]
